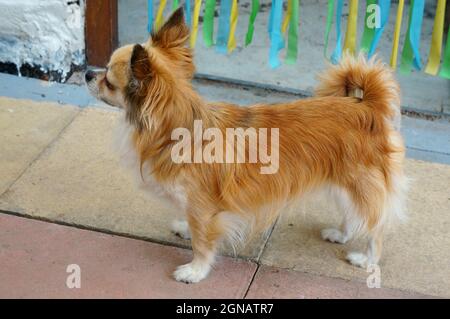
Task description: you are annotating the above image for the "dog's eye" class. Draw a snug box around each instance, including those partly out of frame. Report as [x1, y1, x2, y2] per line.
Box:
[105, 77, 115, 90]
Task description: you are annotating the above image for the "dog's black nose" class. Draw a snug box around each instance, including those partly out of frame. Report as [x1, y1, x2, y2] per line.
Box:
[85, 70, 95, 82]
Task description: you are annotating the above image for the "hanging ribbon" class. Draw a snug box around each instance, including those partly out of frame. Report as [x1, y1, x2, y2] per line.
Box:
[425, 0, 446, 75]
[190, 0, 202, 48]
[185, 0, 192, 28]
[400, 0, 425, 74]
[368, 0, 391, 58]
[286, 0, 299, 64]
[227, 0, 238, 52]
[172, 0, 179, 10]
[282, 0, 293, 34]
[268, 0, 284, 68]
[324, 0, 335, 58]
[147, 0, 154, 33]
[410, 0, 427, 70]
[203, 0, 215, 47]
[155, 0, 167, 30]
[400, 3, 414, 73]
[216, 0, 232, 53]
[439, 30, 450, 79]
[331, 0, 344, 64]
[390, 0, 404, 68]
[343, 0, 359, 55]
[245, 0, 260, 46]
[360, 0, 377, 53]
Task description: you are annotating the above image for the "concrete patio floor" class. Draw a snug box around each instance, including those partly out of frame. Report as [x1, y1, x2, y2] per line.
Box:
[0, 95, 449, 298]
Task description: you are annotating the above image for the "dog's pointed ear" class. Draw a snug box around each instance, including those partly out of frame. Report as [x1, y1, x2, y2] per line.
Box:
[151, 7, 189, 48]
[130, 44, 151, 81]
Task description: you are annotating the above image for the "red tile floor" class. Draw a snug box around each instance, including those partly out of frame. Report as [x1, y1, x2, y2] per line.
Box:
[0, 213, 428, 298]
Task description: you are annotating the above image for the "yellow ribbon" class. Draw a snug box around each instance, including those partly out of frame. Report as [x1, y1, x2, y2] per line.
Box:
[227, 0, 239, 52]
[390, 0, 404, 69]
[190, 0, 202, 48]
[282, 0, 292, 34]
[343, 0, 359, 55]
[425, 0, 446, 75]
[155, 0, 167, 30]
[344, 0, 358, 54]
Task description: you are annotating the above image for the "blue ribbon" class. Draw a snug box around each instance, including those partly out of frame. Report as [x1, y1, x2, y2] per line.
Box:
[331, 0, 344, 64]
[216, 0, 232, 54]
[268, 0, 284, 68]
[409, 0, 425, 69]
[147, 0, 154, 33]
[185, 0, 192, 28]
[368, 0, 391, 58]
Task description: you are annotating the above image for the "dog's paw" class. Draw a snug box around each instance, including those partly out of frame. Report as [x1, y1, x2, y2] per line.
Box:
[321, 228, 346, 244]
[171, 220, 191, 240]
[346, 252, 368, 268]
[173, 262, 210, 283]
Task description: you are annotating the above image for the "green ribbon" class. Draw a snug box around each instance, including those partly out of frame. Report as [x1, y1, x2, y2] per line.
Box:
[172, 0, 179, 10]
[439, 29, 450, 79]
[360, 0, 377, 53]
[324, 0, 335, 58]
[203, 0, 216, 47]
[399, 2, 414, 74]
[286, 0, 299, 64]
[245, 0, 260, 46]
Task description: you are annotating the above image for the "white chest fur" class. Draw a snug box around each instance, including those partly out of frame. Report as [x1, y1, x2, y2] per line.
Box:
[112, 114, 188, 211]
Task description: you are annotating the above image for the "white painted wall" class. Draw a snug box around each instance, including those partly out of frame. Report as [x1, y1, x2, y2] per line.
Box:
[0, 0, 85, 79]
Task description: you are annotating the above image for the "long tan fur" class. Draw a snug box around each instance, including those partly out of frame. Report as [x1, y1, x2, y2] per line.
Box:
[86, 8, 406, 283]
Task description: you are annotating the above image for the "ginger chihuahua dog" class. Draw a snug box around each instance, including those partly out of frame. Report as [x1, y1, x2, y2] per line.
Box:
[86, 8, 406, 283]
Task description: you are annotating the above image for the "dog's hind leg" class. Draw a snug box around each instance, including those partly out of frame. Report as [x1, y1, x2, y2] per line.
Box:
[321, 214, 358, 244]
[343, 170, 389, 268]
[347, 229, 384, 268]
[321, 187, 360, 244]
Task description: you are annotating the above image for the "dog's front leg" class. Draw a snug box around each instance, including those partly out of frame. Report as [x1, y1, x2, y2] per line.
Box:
[173, 208, 222, 283]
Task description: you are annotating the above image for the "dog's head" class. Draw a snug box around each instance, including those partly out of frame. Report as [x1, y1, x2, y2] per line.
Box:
[85, 8, 194, 128]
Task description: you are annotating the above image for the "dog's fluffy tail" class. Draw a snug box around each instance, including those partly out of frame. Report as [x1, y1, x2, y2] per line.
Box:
[317, 54, 407, 228]
[315, 53, 401, 130]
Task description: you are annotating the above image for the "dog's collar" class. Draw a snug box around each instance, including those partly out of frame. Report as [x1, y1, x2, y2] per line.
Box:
[349, 88, 364, 99]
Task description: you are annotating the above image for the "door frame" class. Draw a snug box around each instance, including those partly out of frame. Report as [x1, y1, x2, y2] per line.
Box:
[85, 0, 118, 67]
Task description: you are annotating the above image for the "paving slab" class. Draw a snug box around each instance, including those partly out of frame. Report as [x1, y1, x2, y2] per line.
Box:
[0, 107, 268, 260]
[0, 213, 257, 298]
[260, 159, 450, 298]
[0, 97, 79, 195]
[246, 266, 432, 299]
[1, 98, 449, 298]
